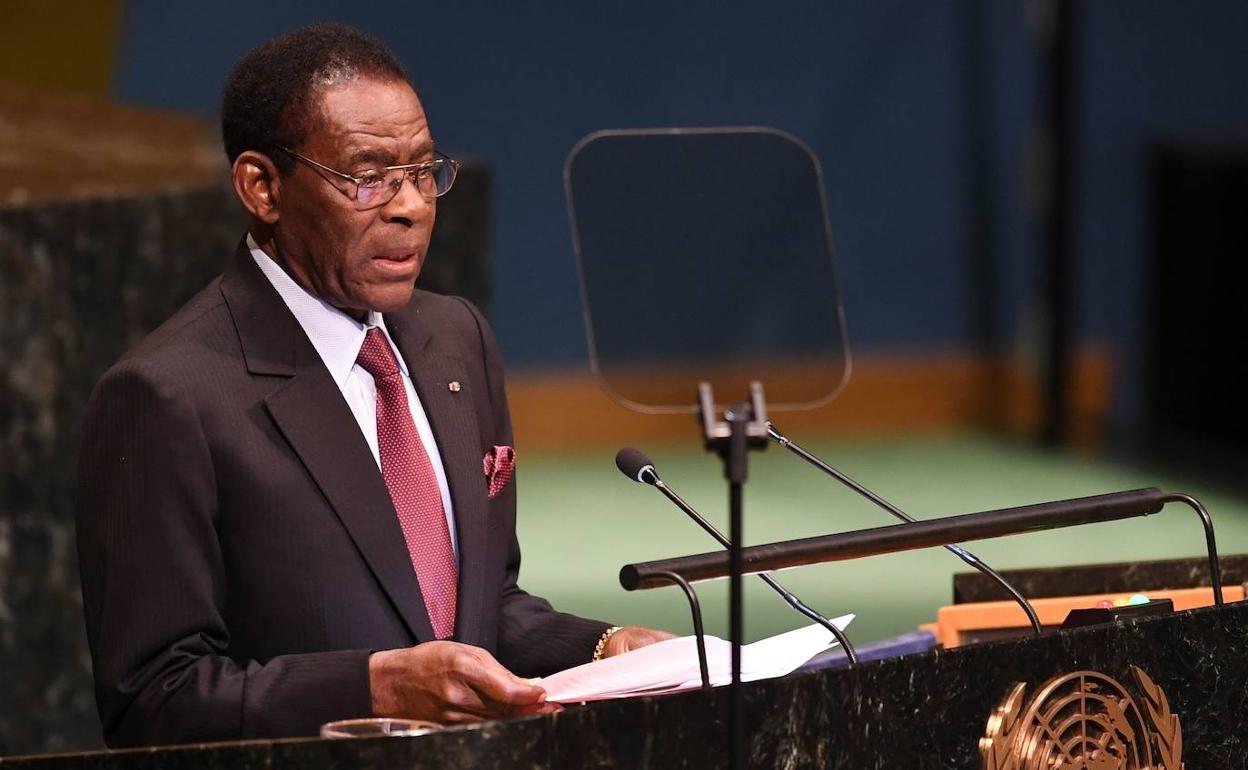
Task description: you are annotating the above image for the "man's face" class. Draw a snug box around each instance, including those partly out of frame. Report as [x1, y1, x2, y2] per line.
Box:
[273, 76, 435, 316]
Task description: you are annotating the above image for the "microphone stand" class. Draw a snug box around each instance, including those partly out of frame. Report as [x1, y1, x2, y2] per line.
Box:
[698, 381, 769, 770]
[766, 421, 1044, 636]
[648, 475, 859, 664]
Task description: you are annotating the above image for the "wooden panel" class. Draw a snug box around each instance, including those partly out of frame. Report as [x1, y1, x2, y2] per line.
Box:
[0, 81, 223, 207]
[0, 1, 125, 96]
[506, 346, 1114, 449]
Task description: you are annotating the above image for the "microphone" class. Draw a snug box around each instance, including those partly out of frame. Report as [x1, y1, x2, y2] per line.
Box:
[762, 422, 1043, 636]
[616, 446, 658, 484]
[616, 447, 859, 665]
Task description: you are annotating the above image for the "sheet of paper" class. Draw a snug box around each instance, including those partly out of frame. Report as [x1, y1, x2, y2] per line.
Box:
[540, 614, 854, 703]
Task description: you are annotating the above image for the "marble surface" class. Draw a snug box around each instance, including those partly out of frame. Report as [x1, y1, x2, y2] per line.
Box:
[0, 171, 489, 757]
[953, 553, 1248, 603]
[4, 601, 1246, 768]
[0, 187, 242, 756]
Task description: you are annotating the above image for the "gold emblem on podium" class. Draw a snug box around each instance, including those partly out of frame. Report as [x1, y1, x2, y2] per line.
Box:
[980, 666, 1182, 770]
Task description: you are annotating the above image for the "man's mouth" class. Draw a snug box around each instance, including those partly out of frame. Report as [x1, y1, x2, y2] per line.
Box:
[375, 251, 417, 262]
[371, 251, 422, 278]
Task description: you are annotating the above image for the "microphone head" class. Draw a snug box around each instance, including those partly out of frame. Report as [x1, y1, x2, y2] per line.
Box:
[615, 447, 658, 485]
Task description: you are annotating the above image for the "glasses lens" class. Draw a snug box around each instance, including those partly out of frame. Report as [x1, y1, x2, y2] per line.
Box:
[412, 164, 438, 198]
[355, 170, 394, 208]
[406, 157, 458, 199]
[432, 154, 458, 197]
[353, 156, 459, 208]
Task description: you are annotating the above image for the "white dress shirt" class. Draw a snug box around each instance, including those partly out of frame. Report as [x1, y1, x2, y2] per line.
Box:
[248, 234, 458, 559]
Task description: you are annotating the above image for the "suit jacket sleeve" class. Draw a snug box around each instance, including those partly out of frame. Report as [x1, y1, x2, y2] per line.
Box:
[77, 358, 373, 747]
[456, 299, 612, 677]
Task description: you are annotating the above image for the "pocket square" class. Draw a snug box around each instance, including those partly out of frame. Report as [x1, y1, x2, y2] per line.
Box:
[483, 445, 515, 499]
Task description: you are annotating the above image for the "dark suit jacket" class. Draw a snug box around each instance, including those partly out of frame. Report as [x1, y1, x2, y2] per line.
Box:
[76, 242, 609, 747]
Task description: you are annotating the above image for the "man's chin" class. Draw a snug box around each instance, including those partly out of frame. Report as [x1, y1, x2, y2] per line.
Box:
[364, 283, 419, 315]
[336, 283, 417, 318]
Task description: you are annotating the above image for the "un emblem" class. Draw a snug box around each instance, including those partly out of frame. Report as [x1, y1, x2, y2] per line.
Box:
[980, 667, 1182, 770]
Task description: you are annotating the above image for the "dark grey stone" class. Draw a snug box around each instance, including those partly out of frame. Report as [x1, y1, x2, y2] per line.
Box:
[3, 602, 1244, 768]
[0, 166, 489, 757]
[953, 553, 1247, 603]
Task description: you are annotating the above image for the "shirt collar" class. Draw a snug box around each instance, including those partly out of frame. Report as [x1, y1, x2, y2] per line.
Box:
[247, 233, 409, 386]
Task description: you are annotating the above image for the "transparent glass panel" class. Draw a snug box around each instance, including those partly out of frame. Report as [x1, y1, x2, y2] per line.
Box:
[565, 127, 850, 413]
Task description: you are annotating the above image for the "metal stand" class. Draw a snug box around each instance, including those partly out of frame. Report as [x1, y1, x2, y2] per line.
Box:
[698, 381, 769, 770]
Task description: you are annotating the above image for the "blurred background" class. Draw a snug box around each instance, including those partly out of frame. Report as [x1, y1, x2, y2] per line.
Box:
[3, 0, 1248, 756]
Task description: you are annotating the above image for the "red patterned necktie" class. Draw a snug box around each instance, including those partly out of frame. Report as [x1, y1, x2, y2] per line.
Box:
[356, 327, 457, 639]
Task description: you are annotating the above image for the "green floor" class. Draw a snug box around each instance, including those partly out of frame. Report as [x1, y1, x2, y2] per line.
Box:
[512, 433, 1248, 646]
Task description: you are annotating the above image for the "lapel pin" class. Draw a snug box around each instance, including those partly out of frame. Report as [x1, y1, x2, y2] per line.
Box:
[448, 381, 462, 392]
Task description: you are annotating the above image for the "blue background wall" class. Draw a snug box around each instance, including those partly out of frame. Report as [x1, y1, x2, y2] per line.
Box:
[1077, 2, 1248, 427]
[113, 0, 1248, 434]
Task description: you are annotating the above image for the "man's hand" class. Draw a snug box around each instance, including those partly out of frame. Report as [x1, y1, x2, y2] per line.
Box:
[601, 626, 677, 658]
[369, 641, 556, 724]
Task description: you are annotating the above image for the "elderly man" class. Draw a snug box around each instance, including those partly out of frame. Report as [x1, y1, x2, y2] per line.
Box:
[76, 23, 669, 747]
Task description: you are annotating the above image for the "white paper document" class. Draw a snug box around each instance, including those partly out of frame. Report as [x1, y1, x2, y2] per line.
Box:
[539, 614, 854, 703]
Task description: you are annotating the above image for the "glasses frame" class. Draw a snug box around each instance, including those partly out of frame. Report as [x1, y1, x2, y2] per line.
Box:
[277, 145, 462, 208]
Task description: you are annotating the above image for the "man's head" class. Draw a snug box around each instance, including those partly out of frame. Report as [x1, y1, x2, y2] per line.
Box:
[224, 24, 440, 318]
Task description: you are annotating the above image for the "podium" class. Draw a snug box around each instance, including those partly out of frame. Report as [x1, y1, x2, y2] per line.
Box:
[4, 557, 1242, 769]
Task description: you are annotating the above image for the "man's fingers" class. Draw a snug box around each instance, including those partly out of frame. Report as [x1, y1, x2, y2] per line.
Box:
[439, 679, 491, 716]
[370, 642, 551, 724]
[464, 654, 546, 707]
[602, 626, 678, 658]
[438, 680, 521, 722]
[476, 670, 547, 706]
[514, 701, 562, 717]
[443, 678, 549, 723]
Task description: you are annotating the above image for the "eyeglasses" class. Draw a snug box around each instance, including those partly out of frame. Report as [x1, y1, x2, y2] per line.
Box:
[277, 146, 461, 209]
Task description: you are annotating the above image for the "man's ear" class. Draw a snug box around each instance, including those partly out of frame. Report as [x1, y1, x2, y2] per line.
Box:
[232, 150, 283, 225]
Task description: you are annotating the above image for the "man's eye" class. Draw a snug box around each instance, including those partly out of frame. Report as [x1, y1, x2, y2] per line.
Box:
[355, 171, 386, 188]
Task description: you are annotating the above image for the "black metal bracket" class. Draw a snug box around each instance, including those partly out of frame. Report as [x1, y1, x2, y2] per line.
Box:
[1160, 493, 1224, 606]
[650, 570, 711, 690]
[698, 381, 770, 454]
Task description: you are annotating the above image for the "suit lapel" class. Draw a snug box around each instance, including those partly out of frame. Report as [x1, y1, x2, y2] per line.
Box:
[263, 371, 438, 644]
[387, 308, 491, 649]
[221, 243, 436, 643]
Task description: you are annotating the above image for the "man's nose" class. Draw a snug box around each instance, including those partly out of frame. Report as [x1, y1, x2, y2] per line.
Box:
[381, 175, 434, 224]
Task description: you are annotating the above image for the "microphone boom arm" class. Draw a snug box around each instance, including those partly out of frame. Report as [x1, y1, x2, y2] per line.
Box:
[653, 478, 859, 664]
[766, 422, 1044, 636]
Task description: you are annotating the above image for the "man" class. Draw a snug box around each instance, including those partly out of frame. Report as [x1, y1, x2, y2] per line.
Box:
[76, 23, 669, 748]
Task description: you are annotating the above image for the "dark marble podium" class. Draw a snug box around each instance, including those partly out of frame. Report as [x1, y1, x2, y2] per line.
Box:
[3, 600, 1244, 769]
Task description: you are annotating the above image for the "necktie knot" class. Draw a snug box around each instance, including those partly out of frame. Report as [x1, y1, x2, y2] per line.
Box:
[356, 327, 401, 379]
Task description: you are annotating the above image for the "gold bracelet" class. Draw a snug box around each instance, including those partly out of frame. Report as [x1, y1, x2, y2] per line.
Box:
[592, 626, 624, 661]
